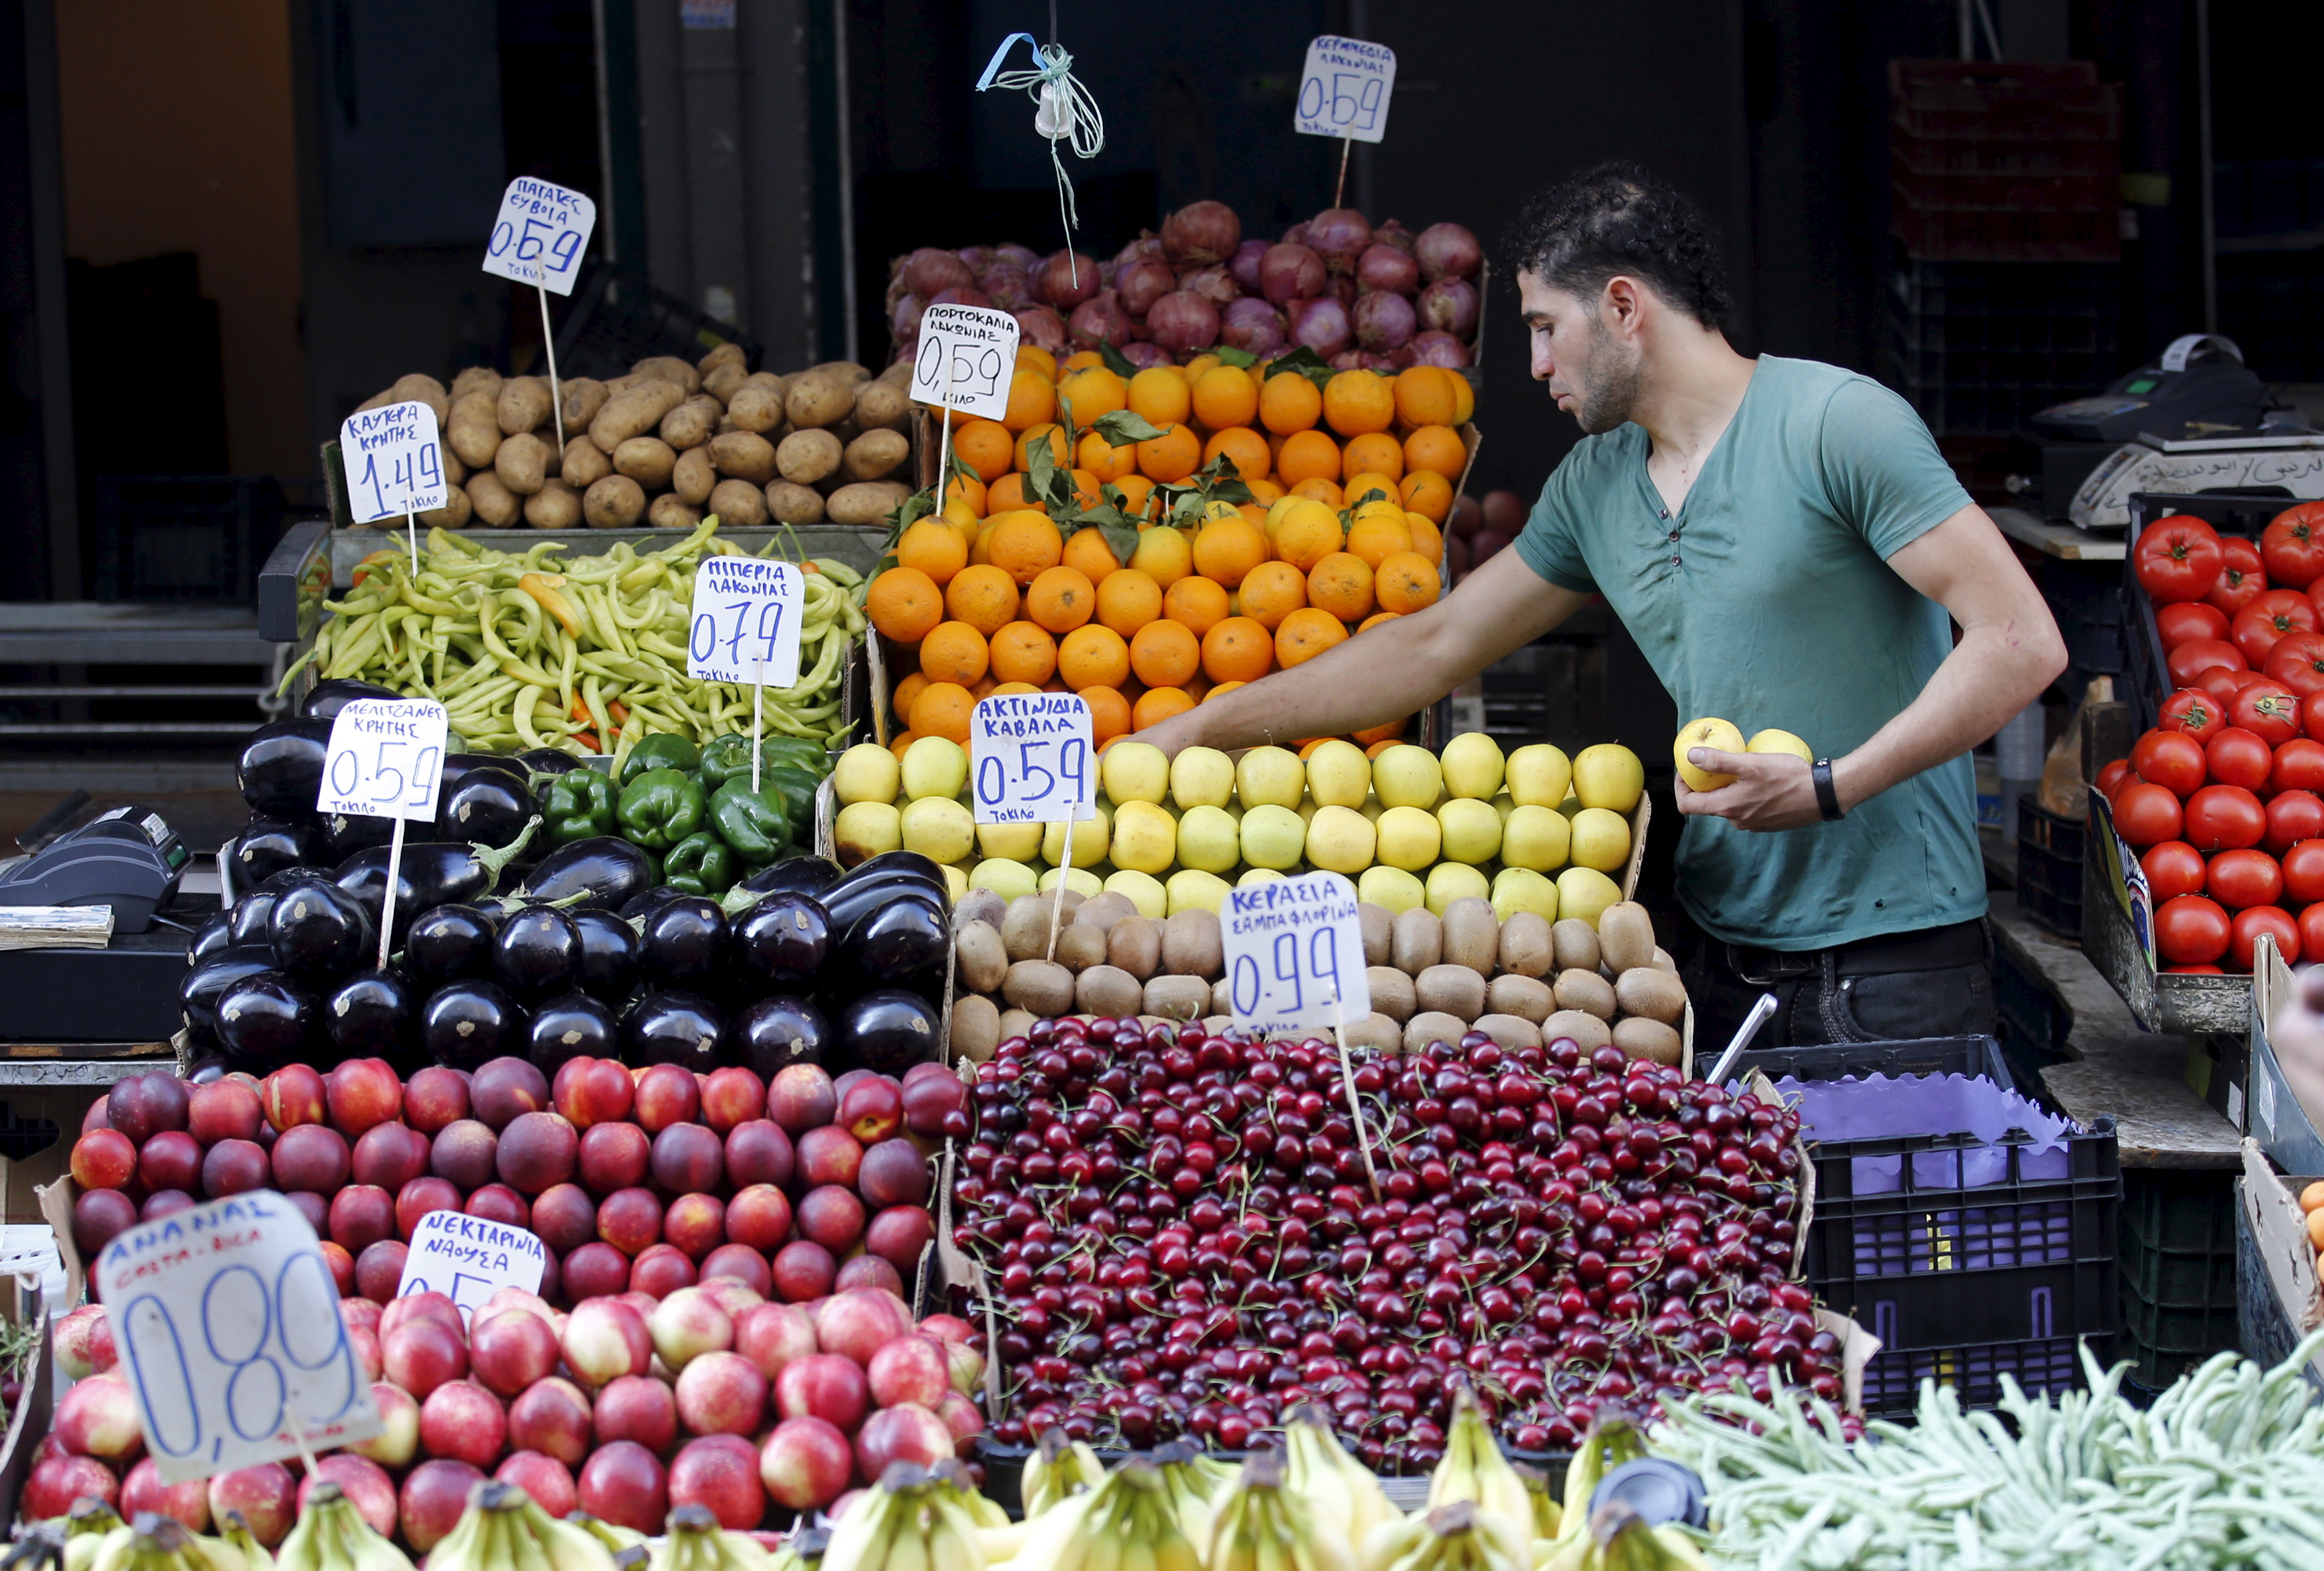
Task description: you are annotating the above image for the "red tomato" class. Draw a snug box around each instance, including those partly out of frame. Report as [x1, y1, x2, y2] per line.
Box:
[2158, 688, 2227, 742]
[2135, 515, 2226, 602]
[2273, 738, 2324, 793]
[2112, 781, 2185, 847]
[2266, 789, 2324, 854]
[2285, 839, 2324, 904]
[2196, 665, 2248, 706]
[2206, 727, 2275, 791]
[2169, 963, 2228, 974]
[2233, 592, 2321, 667]
[2185, 784, 2268, 851]
[2230, 905, 2299, 971]
[2140, 840, 2208, 900]
[2301, 902, 2324, 966]
[2230, 679, 2303, 746]
[2305, 689, 2324, 744]
[2130, 728, 2207, 798]
[2207, 537, 2268, 616]
[2157, 601, 2231, 650]
[2207, 847, 2284, 909]
[2155, 894, 2232, 965]
[2265, 631, 2324, 697]
[2094, 758, 2135, 801]
[2167, 637, 2248, 687]
[2262, 505, 2324, 590]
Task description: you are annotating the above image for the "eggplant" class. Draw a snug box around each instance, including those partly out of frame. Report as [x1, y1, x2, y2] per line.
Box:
[527, 992, 618, 1073]
[216, 970, 318, 1071]
[519, 748, 584, 778]
[572, 909, 639, 999]
[403, 904, 498, 989]
[420, 979, 527, 1069]
[495, 907, 581, 999]
[186, 1056, 231, 1084]
[737, 857, 844, 900]
[523, 837, 657, 910]
[334, 824, 536, 938]
[324, 969, 418, 1064]
[180, 947, 281, 1044]
[442, 752, 526, 791]
[317, 811, 398, 863]
[639, 897, 728, 990]
[226, 868, 317, 948]
[832, 891, 949, 1003]
[736, 995, 828, 1077]
[268, 876, 376, 979]
[299, 678, 398, 720]
[833, 988, 941, 1076]
[434, 767, 535, 850]
[622, 991, 727, 1072]
[187, 912, 233, 964]
[621, 885, 693, 921]
[238, 717, 335, 822]
[472, 895, 530, 925]
[821, 864, 950, 936]
[734, 894, 829, 990]
[838, 850, 948, 890]
[224, 820, 323, 891]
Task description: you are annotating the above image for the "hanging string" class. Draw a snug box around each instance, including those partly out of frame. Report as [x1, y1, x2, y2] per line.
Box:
[976, 31, 1105, 283]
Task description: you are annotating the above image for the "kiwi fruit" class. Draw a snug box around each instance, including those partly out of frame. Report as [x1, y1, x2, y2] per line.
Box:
[1052, 924, 1108, 973]
[1358, 903, 1394, 967]
[1543, 1009, 1614, 1050]
[1075, 965, 1143, 1017]
[997, 1007, 1037, 1042]
[1391, 908, 1443, 975]
[1001, 896, 1054, 963]
[1597, 902, 1655, 974]
[1485, 974, 1554, 1024]
[1108, 917, 1162, 979]
[1414, 964, 1487, 1022]
[1615, 967, 1689, 1026]
[1551, 918, 1602, 973]
[950, 994, 1000, 1062]
[1143, 975, 1212, 1021]
[1438, 898, 1499, 975]
[1346, 1013, 1403, 1054]
[953, 922, 1007, 995]
[1001, 959, 1074, 1015]
[953, 889, 1005, 932]
[1553, 968, 1619, 1021]
[1471, 1013, 1544, 1051]
[1074, 892, 1137, 932]
[1161, 910, 1224, 979]
[1499, 912, 1554, 979]
[1614, 1016, 1685, 1066]
[1403, 1011, 1468, 1056]
[1366, 967, 1417, 1023]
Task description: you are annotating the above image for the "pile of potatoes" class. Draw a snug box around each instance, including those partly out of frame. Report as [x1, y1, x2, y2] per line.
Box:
[349, 348, 920, 533]
[942, 888, 1690, 1067]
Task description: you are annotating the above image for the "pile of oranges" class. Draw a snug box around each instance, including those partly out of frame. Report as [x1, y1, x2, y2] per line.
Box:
[863, 345, 1472, 755]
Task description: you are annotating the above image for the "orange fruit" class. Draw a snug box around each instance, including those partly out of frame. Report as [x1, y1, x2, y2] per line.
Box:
[990, 681, 1042, 696]
[867, 567, 944, 642]
[1077, 428, 1137, 483]
[1113, 474, 1157, 520]
[1191, 516, 1270, 588]
[1305, 552, 1375, 621]
[1237, 561, 1308, 630]
[1126, 367, 1192, 428]
[1270, 499, 1345, 572]
[1133, 687, 1195, 731]
[1375, 550, 1442, 614]
[1025, 566, 1096, 633]
[1450, 373, 1475, 426]
[1057, 624, 1131, 691]
[1017, 345, 1060, 378]
[1342, 432, 1404, 483]
[943, 563, 1021, 636]
[1129, 618, 1201, 688]
[1015, 423, 1069, 472]
[1095, 568, 1163, 638]
[987, 511, 1064, 586]
[1203, 426, 1270, 483]
[988, 621, 1059, 685]
[890, 671, 930, 723]
[1344, 474, 1402, 515]
[1392, 365, 1460, 428]
[1259, 372, 1324, 435]
[1128, 524, 1194, 588]
[1059, 349, 1102, 372]
[969, 673, 999, 701]
[1291, 476, 1345, 508]
[985, 473, 1040, 514]
[1358, 611, 1402, 633]
[1191, 366, 1260, 430]
[1062, 526, 1123, 582]
[1203, 680, 1245, 703]
[1135, 424, 1202, 483]
[1346, 511, 1416, 569]
[942, 471, 988, 518]
[1070, 467, 1107, 510]
[1275, 608, 1347, 668]
[1245, 476, 1286, 506]
[954, 420, 1015, 482]
[1405, 512, 1444, 564]
[1277, 429, 1343, 487]
[1404, 424, 1467, 480]
[1162, 574, 1229, 637]
[1201, 616, 1274, 683]
[888, 729, 920, 761]
[1356, 716, 1410, 746]
[910, 681, 975, 743]
[896, 519, 968, 585]
[1056, 365, 1127, 427]
[918, 621, 989, 686]
[1002, 369, 1056, 432]
[1400, 470, 1453, 525]
[1323, 369, 1394, 437]
[1082, 685, 1132, 744]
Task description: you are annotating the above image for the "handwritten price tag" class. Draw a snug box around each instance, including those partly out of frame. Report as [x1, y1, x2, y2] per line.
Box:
[910, 303, 1021, 421]
[689, 557, 804, 687]
[95, 1192, 382, 1483]
[482, 177, 597, 295]
[970, 694, 1096, 825]
[317, 699, 449, 823]
[396, 1211, 548, 1327]
[339, 402, 448, 524]
[1295, 35, 1396, 142]
[1221, 870, 1371, 1034]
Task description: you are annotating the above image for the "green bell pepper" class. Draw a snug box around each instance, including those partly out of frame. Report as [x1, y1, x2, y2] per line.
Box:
[708, 779, 792, 865]
[540, 770, 618, 846]
[619, 732, 702, 785]
[700, 733, 827, 795]
[616, 767, 704, 851]
[759, 762, 820, 840]
[663, 831, 736, 896]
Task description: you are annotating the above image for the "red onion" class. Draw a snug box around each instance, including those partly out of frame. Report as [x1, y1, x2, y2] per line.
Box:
[1418, 276, 1480, 339]
[1414, 221, 1483, 282]
[889, 292, 925, 341]
[1305, 208, 1374, 272]
[904, 248, 971, 299]
[1161, 200, 1241, 267]
[1356, 243, 1420, 297]
[1449, 493, 1485, 537]
[1329, 274, 1358, 309]
[1013, 305, 1068, 355]
[982, 264, 1032, 312]
[1330, 349, 1398, 372]
[1260, 244, 1326, 307]
[1219, 297, 1287, 358]
[929, 284, 991, 310]
[1035, 251, 1101, 310]
[1482, 491, 1524, 531]
[1115, 232, 1166, 268]
[1118, 342, 1173, 370]
[1115, 258, 1177, 317]
[957, 246, 996, 282]
[1099, 260, 1118, 289]
[883, 268, 911, 313]
[1286, 297, 1352, 360]
[1068, 291, 1136, 350]
[1398, 329, 1472, 369]
[1282, 220, 1311, 248]
[1353, 289, 1416, 353]
[1177, 265, 1239, 307]
[994, 243, 1041, 272]
[1372, 218, 1415, 254]
[1145, 291, 1220, 356]
[1228, 240, 1270, 293]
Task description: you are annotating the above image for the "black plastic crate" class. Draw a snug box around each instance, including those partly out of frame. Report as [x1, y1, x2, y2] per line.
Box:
[2116, 1169, 2238, 1386]
[92, 475, 286, 602]
[1734, 1035, 2013, 1090]
[1857, 1335, 2092, 1415]
[2016, 796, 2083, 938]
[552, 262, 762, 382]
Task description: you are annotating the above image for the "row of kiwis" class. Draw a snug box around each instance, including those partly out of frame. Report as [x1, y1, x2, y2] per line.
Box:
[349, 347, 920, 534]
[939, 888, 1691, 1066]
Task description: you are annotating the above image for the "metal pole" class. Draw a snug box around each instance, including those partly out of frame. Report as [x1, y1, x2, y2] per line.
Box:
[831, 0, 857, 365]
[2197, 0, 2217, 333]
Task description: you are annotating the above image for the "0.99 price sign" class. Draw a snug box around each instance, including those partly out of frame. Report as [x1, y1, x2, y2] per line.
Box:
[481, 178, 597, 295]
[909, 304, 1021, 422]
[338, 401, 448, 524]
[317, 699, 449, 823]
[688, 558, 803, 687]
[96, 1193, 382, 1483]
[1221, 870, 1371, 1035]
[970, 694, 1095, 825]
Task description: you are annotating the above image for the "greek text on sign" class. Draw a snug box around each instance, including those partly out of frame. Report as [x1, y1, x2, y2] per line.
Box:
[96, 1192, 382, 1483]
[339, 401, 448, 524]
[1221, 870, 1371, 1034]
[1295, 36, 1396, 143]
[689, 557, 805, 687]
[970, 694, 1096, 825]
[910, 304, 1023, 422]
[483, 178, 597, 295]
[317, 699, 449, 823]
[396, 1210, 548, 1327]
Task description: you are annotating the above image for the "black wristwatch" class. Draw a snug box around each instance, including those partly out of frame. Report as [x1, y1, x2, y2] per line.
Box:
[1812, 758, 1844, 821]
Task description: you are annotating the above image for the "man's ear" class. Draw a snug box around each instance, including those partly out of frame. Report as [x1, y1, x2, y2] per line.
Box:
[1602, 276, 1645, 336]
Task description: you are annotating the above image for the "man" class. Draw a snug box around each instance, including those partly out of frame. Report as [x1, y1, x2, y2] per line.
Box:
[1138, 163, 2066, 1047]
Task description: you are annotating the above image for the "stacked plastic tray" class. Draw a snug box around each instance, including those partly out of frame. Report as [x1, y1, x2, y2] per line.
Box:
[1888, 60, 2121, 263]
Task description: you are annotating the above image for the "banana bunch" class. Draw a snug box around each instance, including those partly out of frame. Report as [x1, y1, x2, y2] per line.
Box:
[820, 1464, 987, 1571]
[273, 1485, 413, 1571]
[1148, 1440, 1236, 1546]
[564, 1517, 647, 1558]
[1509, 1469, 1559, 1542]
[1202, 1452, 1357, 1571]
[213, 1517, 274, 1571]
[645, 1506, 782, 1571]
[1423, 1385, 1534, 1550]
[1535, 1505, 1706, 1571]
[1529, 1420, 1655, 1571]
[1282, 1410, 1400, 1551]
[1020, 1430, 1108, 1519]
[1019, 1459, 1203, 1571]
[62, 1501, 125, 1571]
[86, 1515, 256, 1571]
[1358, 1505, 1527, 1571]
[7, 1530, 66, 1571]
[422, 1483, 618, 1571]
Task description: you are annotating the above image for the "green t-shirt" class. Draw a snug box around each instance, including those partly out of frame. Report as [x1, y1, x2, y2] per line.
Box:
[1515, 355, 1981, 951]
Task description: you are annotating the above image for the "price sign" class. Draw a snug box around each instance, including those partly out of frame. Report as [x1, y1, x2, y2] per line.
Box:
[1221, 870, 1370, 1034]
[910, 304, 1021, 421]
[94, 1192, 382, 1483]
[482, 177, 597, 295]
[396, 1211, 548, 1327]
[339, 401, 448, 524]
[970, 694, 1096, 825]
[1295, 36, 1396, 143]
[689, 557, 804, 687]
[317, 699, 449, 823]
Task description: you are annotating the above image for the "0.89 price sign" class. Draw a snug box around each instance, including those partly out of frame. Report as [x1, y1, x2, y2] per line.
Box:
[317, 699, 449, 823]
[969, 694, 1095, 825]
[338, 400, 448, 524]
[688, 558, 803, 687]
[482, 178, 597, 295]
[1221, 870, 1371, 1035]
[96, 1193, 382, 1482]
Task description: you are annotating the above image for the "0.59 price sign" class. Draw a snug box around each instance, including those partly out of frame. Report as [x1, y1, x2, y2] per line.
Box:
[481, 178, 597, 295]
[909, 304, 1021, 422]
[338, 400, 447, 524]
[317, 699, 449, 823]
[96, 1193, 382, 1483]
[1295, 35, 1397, 143]
[1220, 870, 1371, 1035]
[969, 694, 1095, 825]
[688, 558, 803, 687]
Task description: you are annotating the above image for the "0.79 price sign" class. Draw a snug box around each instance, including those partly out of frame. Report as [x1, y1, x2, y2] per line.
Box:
[969, 694, 1095, 825]
[689, 557, 804, 687]
[338, 401, 447, 524]
[317, 699, 448, 823]
[1220, 870, 1371, 1035]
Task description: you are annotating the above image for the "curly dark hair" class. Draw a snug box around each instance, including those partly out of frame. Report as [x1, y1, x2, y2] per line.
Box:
[1502, 163, 1731, 328]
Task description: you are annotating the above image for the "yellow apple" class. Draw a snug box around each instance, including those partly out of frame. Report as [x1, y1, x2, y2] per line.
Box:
[1747, 728, 1815, 764]
[1673, 717, 1745, 792]
[1571, 744, 1643, 811]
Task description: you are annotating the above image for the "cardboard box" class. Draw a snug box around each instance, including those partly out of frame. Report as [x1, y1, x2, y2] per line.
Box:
[0, 1088, 98, 1228]
[2234, 1137, 2324, 1390]
[2249, 937, 2324, 1171]
[2082, 792, 2252, 1034]
[0, 1287, 55, 1529]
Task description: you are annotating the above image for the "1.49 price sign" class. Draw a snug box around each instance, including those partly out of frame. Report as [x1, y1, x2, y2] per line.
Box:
[688, 557, 804, 687]
[969, 694, 1095, 825]
[1220, 870, 1371, 1034]
[339, 400, 448, 525]
[317, 699, 448, 823]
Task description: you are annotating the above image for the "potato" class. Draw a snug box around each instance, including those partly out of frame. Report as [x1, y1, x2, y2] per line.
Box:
[1346, 1014, 1403, 1055]
[1614, 1017, 1684, 1066]
[1552, 918, 1602, 973]
[588, 380, 687, 451]
[1001, 896, 1053, 961]
[419, 486, 471, 529]
[826, 482, 908, 525]
[953, 890, 1005, 932]
[1544, 1009, 1613, 1051]
[1440, 898, 1499, 976]
[1054, 924, 1107, 973]
[954, 922, 1007, 994]
[1107, 916, 1161, 979]
[1002, 959, 1074, 1015]
[387, 373, 450, 424]
[727, 386, 784, 433]
[465, 471, 520, 527]
[450, 367, 503, 404]
[1415, 964, 1487, 1022]
[647, 495, 701, 530]
[950, 993, 1001, 1063]
[1143, 975, 1212, 1021]
[697, 341, 748, 376]
[561, 435, 612, 489]
[665, 446, 714, 505]
[523, 477, 580, 529]
[710, 431, 778, 483]
[632, 355, 700, 394]
[764, 481, 826, 525]
[1358, 903, 1393, 967]
[701, 361, 749, 405]
[1499, 912, 1554, 979]
[743, 370, 787, 396]
[708, 478, 768, 525]
[1486, 974, 1554, 1023]
[809, 360, 870, 384]
[442, 450, 467, 487]
[1161, 910, 1223, 979]
[786, 372, 853, 429]
[1615, 967, 1688, 1027]
[447, 392, 503, 467]
[1598, 902, 1655, 975]
[1651, 947, 1678, 973]
[1472, 1013, 1543, 1051]
[603, 372, 647, 394]
[878, 359, 914, 386]
[606, 437, 673, 491]
[1404, 1011, 1467, 1056]
[661, 396, 721, 451]
[1074, 892, 1137, 933]
[582, 474, 647, 529]
[1392, 908, 1442, 975]
[497, 376, 551, 436]
[1210, 978, 1233, 1015]
[997, 1007, 1037, 1044]
[1554, 968, 1618, 1021]
[776, 428, 845, 486]
[560, 378, 608, 434]
[1367, 966, 1417, 1023]
[852, 379, 911, 432]
[828, 417, 863, 448]
[844, 428, 911, 483]
[1074, 965, 1142, 1017]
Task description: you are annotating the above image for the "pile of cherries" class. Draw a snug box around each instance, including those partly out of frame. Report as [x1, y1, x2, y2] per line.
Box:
[949, 1017, 1858, 1473]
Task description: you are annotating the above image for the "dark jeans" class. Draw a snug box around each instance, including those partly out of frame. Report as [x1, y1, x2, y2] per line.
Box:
[1679, 917, 1999, 1056]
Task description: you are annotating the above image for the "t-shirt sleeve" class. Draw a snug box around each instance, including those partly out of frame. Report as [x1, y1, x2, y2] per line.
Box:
[1817, 378, 1974, 560]
[1513, 460, 1600, 594]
